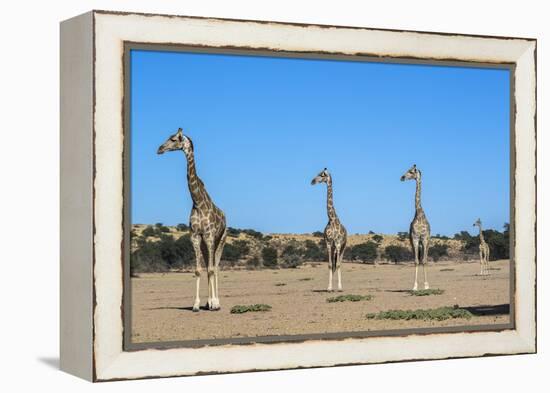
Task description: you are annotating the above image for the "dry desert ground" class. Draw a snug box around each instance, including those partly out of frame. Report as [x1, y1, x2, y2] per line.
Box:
[131, 259, 510, 344]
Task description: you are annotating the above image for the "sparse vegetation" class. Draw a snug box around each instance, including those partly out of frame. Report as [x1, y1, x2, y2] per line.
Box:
[372, 234, 383, 243]
[275, 283, 286, 286]
[261, 246, 278, 268]
[346, 241, 378, 263]
[397, 231, 409, 241]
[298, 277, 313, 281]
[409, 288, 444, 296]
[440, 268, 454, 272]
[281, 244, 303, 268]
[366, 306, 473, 321]
[327, 294, 373, 303]
[383, 245, 413, 263]
[428, 243, 449, 262]
[141, 225, 156, 238]
[246, 256, 260, 269]
[222, 239, 250, 264]
[454, 223, 509, 260]
[130, 223, 509, 272]
[176, 223, 188, 231]
[303, 240, 327, 262]
[230, 304, 272, 314]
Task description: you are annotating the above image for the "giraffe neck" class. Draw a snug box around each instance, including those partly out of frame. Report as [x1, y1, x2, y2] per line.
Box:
[184, 149, 209, 207]
[326, 178, 338, 222]
[414, 176, 422, 211]
[478, 225, 486, 244]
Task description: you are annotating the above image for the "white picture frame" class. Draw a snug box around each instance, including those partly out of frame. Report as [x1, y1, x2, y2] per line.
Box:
[60, 10, 536, 381]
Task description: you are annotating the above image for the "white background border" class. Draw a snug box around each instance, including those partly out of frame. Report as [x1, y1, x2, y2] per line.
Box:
[93, 11, 534, 381]
[1, 0, 545, 392]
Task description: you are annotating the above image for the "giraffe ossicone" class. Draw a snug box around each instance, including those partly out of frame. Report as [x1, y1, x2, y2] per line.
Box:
[158, 128, 227, 311]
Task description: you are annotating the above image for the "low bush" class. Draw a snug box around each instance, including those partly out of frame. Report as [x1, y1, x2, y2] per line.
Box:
[326, 294, 373, 303]
[230, 304, 272, 314]
[409, 288, 444, 296]
[366, 306, 472, 321]
[261, 246, 278, 268]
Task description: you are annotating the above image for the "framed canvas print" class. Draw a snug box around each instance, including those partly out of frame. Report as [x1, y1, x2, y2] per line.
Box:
[60, 10, 537, 381]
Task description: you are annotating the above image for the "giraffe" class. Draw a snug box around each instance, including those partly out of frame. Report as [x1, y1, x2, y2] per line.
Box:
[473, 218, 490, 276]
[311, 168, 347, 292]
[401, 164, 431, 291]
[157, 128, 227, 311]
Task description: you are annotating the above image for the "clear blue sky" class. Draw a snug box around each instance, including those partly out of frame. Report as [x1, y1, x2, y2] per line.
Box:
[130, 49, 510, 236]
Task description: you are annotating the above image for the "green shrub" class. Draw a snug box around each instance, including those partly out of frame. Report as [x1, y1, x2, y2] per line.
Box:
[246, 256, 260, 269]
[455, 223, 510, 260]
[397, 232, 409, 241]
[227, 227, 241, 237]
[303, 240, 327, 262]
[130, 234, 195, 273]
[428, 243, 448, 262]
[326, 294, 373, 303]
[409, 288, 444, 296]
[242, 229, 263, 240]
[372, 234, 383, 243]
[383, 245, 413, 263]
[222, 239, 250, 263]
[141, 225, 156, 238]
[366, 306, 472, 321]
[312, 231, 324, 238]
[281, 245, 303, 268]
[230, 304, 272, 314]
[346, 242, 378, 263]
[262, 246, 278, 268]
[176, 223, 188, 231]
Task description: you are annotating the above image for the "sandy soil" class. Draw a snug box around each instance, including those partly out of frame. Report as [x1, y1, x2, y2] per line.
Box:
[130, 259, 510, 344]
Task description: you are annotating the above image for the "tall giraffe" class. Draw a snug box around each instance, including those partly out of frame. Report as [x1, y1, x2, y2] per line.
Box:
[401, 164, 431, 291]
[157, 128, 227, 311]
[311, 168, 347, 292]
[473, 218, 490, 275]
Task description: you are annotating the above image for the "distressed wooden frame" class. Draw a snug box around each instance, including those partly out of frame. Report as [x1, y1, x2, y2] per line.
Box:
[60, 10, 536, 382]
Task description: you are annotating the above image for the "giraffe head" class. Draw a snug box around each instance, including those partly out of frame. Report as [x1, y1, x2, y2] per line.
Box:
[157, 128, 193, 155]
[311, 168, 331, 185]
[473, 218, 482, 228]
[400, 164, 421, 182]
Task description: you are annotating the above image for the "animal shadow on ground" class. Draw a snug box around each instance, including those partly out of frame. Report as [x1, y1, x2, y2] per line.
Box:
[385, 289, 414, 293]
[148, 306, 212, 312]
[312, 289, 336, 293]
[462, 304, 510, 316]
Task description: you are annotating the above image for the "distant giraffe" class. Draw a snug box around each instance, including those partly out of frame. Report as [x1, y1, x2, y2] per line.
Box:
[473, 218, 490, 275]
[401, 164, 431, 291]
[311, 168, 347, 292]
[158, 128, 227, 311]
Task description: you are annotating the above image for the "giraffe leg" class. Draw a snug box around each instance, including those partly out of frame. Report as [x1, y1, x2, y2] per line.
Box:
[336, 246, 343, 291]
[412, 238, 420, 291]
[422, 237, 430, 290]
[190, 233, 203, 312]
[211, 228, 227, 310]
[479, 250, 484, 276]
[204, 238, 216, 310]
[327, 243, 333, 292]
[486, 248, 491, 275]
